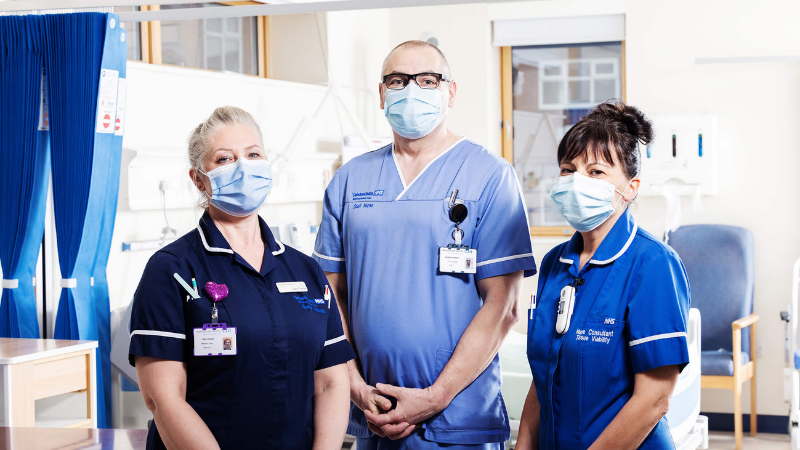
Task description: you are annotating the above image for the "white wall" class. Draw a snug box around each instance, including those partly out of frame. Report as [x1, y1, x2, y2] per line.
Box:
[625, 0, 800, 418]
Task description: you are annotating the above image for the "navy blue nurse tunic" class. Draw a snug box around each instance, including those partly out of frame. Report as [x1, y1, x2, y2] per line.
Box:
[128, 212, 355, 450]
[527, 209, 691, 449]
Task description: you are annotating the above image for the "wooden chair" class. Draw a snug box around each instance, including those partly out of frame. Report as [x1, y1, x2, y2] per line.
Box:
[668, 225, 758, 450]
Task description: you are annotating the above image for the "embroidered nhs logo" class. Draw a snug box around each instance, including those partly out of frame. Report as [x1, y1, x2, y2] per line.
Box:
[352, 189, 385, 200]
[604, 318, 615, 325]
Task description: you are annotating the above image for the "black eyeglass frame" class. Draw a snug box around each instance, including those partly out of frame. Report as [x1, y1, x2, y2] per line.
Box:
[381, 72, 451, 90]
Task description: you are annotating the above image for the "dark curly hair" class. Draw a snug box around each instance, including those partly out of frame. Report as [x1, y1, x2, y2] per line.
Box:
[557, 100, 654, 179]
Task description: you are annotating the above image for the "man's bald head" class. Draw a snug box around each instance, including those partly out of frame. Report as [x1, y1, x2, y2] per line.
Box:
[381, 40, 452, 80]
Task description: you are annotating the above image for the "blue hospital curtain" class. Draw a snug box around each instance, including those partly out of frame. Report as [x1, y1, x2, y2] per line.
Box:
[45, 12, 124, 428]
[91, 23, 128, 423]
[0, 15, 50, 339]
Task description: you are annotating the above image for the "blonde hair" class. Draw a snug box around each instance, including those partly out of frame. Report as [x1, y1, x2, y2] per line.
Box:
[187, 106, 264, 209]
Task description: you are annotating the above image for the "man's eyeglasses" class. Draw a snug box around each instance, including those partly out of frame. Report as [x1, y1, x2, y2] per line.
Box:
[382, 73, 450, 90]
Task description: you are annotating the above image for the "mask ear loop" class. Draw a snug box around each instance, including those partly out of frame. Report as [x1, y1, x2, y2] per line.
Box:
[613, 179, 635, 209]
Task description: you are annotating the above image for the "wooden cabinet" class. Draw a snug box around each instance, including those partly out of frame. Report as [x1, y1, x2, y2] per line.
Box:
[0, 339, 98, 428]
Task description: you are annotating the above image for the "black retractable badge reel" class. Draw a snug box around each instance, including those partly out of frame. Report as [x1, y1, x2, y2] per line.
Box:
[438, 190, 478, 274]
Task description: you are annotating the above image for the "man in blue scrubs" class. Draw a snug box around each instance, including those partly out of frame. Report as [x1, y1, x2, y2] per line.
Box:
[313, 41, 537, 449]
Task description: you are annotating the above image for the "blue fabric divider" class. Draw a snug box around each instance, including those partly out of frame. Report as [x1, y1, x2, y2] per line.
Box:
[45, 12, 124, 428]
[91, 21, 127, 425]
[0, 15, 49, 339]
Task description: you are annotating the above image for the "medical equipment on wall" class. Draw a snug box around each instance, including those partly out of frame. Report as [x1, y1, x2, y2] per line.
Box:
[269, 222, 304, 252]
[499, 308, 707, 449]
[639, 115, 718, 238]
[781, 258, 800, 449]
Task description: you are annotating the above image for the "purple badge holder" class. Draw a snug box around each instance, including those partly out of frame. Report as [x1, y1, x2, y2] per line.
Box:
[193, 281, 237, 356]
[193, 323, 238, 356]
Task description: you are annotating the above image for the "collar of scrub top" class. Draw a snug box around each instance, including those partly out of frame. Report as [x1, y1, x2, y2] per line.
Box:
[558, 208, 639, 276]
[197, 210, 285, 276]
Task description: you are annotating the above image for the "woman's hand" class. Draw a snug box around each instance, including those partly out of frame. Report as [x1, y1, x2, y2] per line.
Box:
[350, 378, 394, 437]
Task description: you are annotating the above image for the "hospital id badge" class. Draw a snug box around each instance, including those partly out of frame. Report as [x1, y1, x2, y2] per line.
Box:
[439, 246, 477, 274]
[193, 323, 237, 356]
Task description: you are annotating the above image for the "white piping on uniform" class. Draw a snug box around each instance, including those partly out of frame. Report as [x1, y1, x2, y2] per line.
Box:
[324, 335, 347, 346]
[313, 251, 345, 262]
[198, 225, 285, 257]
[589, 220, 639, 265]
[476, 253, 534, 267]
[393, 137, 466, 201]
[559, 257, 573, 264]
[197, 226, 234, 254]
[130, 330, 186, 340]
[629, 331, 687, 347]
[273, 240, 285, 256]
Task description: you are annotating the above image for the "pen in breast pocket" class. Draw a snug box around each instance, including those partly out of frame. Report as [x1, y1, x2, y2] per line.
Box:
[530, 295, 536, 319]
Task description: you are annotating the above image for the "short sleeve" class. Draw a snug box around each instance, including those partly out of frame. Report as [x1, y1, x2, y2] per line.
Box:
[625, 249, 691, 373]
[128, 252, 188, 366]
[313, 171, 346, 273]
[472, 163, 537, 280]
[315, 267, 356, 370]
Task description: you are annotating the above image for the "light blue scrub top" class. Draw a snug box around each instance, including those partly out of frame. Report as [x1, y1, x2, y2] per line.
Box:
[527, 208, 690, 450]
[313, 139, 537, 445]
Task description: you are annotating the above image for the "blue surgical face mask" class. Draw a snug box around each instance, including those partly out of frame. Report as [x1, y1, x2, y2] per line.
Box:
[199, 158, 273, 217]
[549, 172, 632, 232]
[383, 83, 444, 139]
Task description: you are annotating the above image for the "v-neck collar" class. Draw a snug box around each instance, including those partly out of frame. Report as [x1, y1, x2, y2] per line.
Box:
[197, 211, 284, 276]
[391, 137, 465, 201]
[559, 208, 638, 276]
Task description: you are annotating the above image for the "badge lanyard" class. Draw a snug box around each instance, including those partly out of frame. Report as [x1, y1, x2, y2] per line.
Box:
[438, 189, 478, 274]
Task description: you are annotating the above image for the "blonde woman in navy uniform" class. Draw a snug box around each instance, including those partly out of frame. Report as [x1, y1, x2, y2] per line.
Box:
[129, 106, 355, 450]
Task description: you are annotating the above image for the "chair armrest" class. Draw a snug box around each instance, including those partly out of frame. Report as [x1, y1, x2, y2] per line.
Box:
[732, 313, 759, 330]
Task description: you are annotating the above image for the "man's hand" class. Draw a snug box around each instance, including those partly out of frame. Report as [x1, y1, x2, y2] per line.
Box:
[362, 383, 447, 440]
[351, 381, 393, 437]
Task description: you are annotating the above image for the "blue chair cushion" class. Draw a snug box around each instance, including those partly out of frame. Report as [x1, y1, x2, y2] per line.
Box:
[795, 350, 800, 370]
[701, 350, 750, 376]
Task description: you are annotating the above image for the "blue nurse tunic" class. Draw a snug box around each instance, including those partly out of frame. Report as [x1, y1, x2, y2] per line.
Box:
[313, 139, 537, 446]
[527, 208, 690, 450]
[128, 212, 355, 450]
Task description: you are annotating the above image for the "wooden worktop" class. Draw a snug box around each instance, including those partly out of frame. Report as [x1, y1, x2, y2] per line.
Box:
[0, 339, 98, 365]
[0, 427, 147, 449]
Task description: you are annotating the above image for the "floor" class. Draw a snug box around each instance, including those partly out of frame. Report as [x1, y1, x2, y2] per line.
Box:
[707, 431, 790, 450]
[342, 432, 792, 450]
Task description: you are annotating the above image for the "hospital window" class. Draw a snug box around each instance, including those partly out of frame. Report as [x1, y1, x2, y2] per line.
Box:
[159, 4, 258, 75]
[500, 42, 625, 236]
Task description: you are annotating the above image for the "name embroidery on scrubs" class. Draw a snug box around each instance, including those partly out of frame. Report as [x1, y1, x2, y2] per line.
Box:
[352, 190, 385, 201]
[353, 203, 373, 209]
[294, 295, 326, 314]
[575, 328, 614, 345]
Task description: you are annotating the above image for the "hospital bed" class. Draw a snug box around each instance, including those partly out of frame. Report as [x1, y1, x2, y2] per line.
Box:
[781, 257, 800, 449]
[499, 308, 708, 449]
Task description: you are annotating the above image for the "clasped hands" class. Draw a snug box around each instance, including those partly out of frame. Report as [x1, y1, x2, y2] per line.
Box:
[353, 381, 448, 440]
